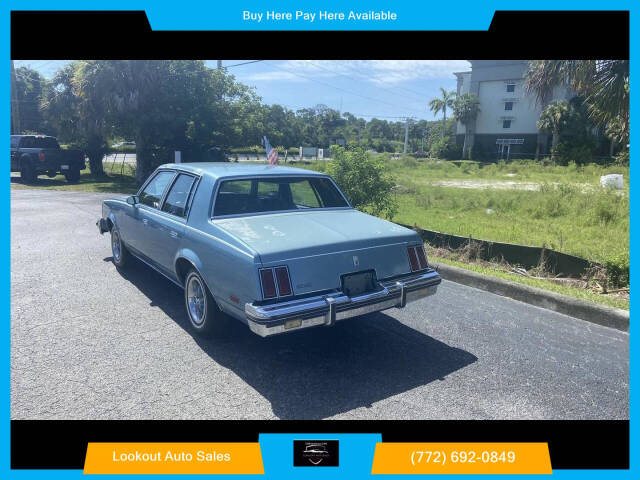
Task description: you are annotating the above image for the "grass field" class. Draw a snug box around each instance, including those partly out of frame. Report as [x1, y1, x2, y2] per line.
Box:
[10, 166, 139, 195]
[307, 157, 629, 266]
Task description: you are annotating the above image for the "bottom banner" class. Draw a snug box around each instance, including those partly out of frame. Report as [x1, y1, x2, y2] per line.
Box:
[82, 437, 553, 475]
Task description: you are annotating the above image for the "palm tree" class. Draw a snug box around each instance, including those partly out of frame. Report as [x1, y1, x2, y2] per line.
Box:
[44, 62, 109, 175]
[429, 87, 456, 136]
[452, 94, 480, 159]
[537, 100, 570, 153]
[525, 60, 629, 150]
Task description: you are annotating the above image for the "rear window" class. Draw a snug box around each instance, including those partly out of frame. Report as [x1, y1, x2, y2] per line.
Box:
[213, 177, 349, 217]
[19, 136, 60, 149]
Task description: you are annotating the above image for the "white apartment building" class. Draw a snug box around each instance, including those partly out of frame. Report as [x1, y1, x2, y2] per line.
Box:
[454, 60, 572, 159]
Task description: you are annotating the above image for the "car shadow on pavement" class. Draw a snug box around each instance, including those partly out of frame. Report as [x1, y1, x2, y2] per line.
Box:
[110, 257, 478, 420]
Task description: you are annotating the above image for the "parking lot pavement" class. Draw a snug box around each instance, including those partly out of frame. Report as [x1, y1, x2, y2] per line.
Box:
[10, 189, 629, 420]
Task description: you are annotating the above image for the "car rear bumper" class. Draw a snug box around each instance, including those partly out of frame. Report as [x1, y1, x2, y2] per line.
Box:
[244, 269, 441, 337]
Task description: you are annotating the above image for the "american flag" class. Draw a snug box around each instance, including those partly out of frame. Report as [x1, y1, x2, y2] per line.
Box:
[264, 136, 279, 165]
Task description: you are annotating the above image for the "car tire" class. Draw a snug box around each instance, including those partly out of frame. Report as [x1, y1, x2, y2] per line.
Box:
[64, 169, 81, 183]
[20, 163, 37, 183]
[184, 269, 230, 337]
[110, 226, 131, 268]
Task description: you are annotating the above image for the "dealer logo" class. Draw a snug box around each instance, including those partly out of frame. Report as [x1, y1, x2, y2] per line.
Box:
[293, 440, 339, 467]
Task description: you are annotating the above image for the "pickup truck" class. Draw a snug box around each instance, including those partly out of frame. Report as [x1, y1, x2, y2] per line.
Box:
[10, 135, 86, 183]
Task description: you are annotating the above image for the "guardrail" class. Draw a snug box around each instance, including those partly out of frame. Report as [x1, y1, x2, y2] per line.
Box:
[397, 223, 594, 278]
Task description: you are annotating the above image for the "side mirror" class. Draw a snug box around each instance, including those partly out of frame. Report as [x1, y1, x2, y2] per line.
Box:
[126, 195, 139, 206]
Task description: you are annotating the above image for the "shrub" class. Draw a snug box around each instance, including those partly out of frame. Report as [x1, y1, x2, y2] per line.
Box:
[327, 146, 398, 219]
[614, 150, 629, 166]
[603, 252, 629, 288]
[401, 156, 419, 168]
[429, 136, 461, 159]
[554, 139, 596, 165]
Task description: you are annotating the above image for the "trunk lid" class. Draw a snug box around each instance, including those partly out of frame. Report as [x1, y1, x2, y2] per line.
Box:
[214, 209, 418, 296]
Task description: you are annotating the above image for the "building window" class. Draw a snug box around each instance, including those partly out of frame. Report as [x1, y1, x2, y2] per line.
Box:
[502, 120, 512, 129]
[506, 83, 516, 93]
[504, 101, 513, 111]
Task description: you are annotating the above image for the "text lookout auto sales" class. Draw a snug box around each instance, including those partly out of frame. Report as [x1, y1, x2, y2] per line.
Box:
[112, 450, 231, 463]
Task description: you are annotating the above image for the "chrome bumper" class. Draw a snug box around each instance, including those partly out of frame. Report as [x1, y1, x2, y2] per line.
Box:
[245, 269, 441, 337]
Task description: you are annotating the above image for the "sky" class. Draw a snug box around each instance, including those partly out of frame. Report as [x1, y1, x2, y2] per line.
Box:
[13, 59, 470, 121]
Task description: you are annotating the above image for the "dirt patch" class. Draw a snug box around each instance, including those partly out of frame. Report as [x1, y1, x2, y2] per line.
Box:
[430, 180, 542, 190]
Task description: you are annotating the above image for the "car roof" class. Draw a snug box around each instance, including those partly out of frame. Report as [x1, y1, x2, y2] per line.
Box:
[11, 134, 55, 138]
[157, 162, 327, 180]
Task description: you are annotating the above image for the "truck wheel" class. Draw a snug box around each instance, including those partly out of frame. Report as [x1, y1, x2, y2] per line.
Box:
[184, 269, 230, 337]
[20, 163, 37, 183]
[110, 227, 131, 269]
[64, 169, 81, 183]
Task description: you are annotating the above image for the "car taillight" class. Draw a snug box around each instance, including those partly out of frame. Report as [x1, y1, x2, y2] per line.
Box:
[274, 266, 292, 296]
[407, 246, 419, 271]
[416, 245, 428, 270]
[407, 245, 428, 271]
[38, 152, 46, 161]
[259, 268, 277, 299]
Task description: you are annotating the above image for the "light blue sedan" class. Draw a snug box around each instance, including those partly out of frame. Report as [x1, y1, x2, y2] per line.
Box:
[97, 163, 441, 337]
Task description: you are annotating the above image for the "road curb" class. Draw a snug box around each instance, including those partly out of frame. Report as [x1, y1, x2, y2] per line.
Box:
[433, 263, 629, 332]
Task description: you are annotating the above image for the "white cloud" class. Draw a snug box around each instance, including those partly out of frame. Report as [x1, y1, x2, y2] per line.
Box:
[244, 60, 470, 86]
[244, 70, 308, 82]
[365, 60, 470, 84]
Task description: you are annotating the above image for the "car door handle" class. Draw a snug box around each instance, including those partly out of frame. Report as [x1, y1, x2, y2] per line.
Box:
[169, 231, 178, 238]
[142, 218, 149, 225]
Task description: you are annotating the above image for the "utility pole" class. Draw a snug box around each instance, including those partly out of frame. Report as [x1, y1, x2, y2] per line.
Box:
[403, 117, 411, 154]
[10, 60, 20, 134]
[217, 60, 222, 70]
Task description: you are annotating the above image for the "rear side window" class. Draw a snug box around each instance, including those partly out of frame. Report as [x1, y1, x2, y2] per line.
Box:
[33, 137, 59, 148]
[290, 180, 321, 208]
[139, 171, 175, 209]
[16, 136, 59, 148]
[20, 137, 34, 148]
[162, 174, 197, 217]
[213, 176, 349, 216]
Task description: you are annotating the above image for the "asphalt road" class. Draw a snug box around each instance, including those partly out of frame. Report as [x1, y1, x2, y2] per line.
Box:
[11, 188, 629, 420]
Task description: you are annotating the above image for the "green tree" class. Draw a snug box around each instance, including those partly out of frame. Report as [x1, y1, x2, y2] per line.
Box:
[428, 87, 456, 136]
[327, 146, 397, 219]
[525, 60, 629, 149]
[452, 93, 480, 159]
[537, 100, 571, 153]
[71, 61, 258, 182]
[43, 62, 109, 175]
[13, 66, 50, 134]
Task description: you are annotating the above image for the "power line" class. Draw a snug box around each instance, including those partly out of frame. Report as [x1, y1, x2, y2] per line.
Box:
[296, 60, 428, 108]
[261, 61, 427, 115]
[303, 60, 427, 104]
[334, 61, 437, 99]
[223, 60, 264, 68]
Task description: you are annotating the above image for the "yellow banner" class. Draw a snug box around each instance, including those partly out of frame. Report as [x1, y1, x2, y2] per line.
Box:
[371, 442, 551, 474]
[84, 442, 264, 475]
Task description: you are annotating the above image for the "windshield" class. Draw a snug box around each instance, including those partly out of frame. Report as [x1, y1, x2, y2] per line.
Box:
[213, 176, 349, 216]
